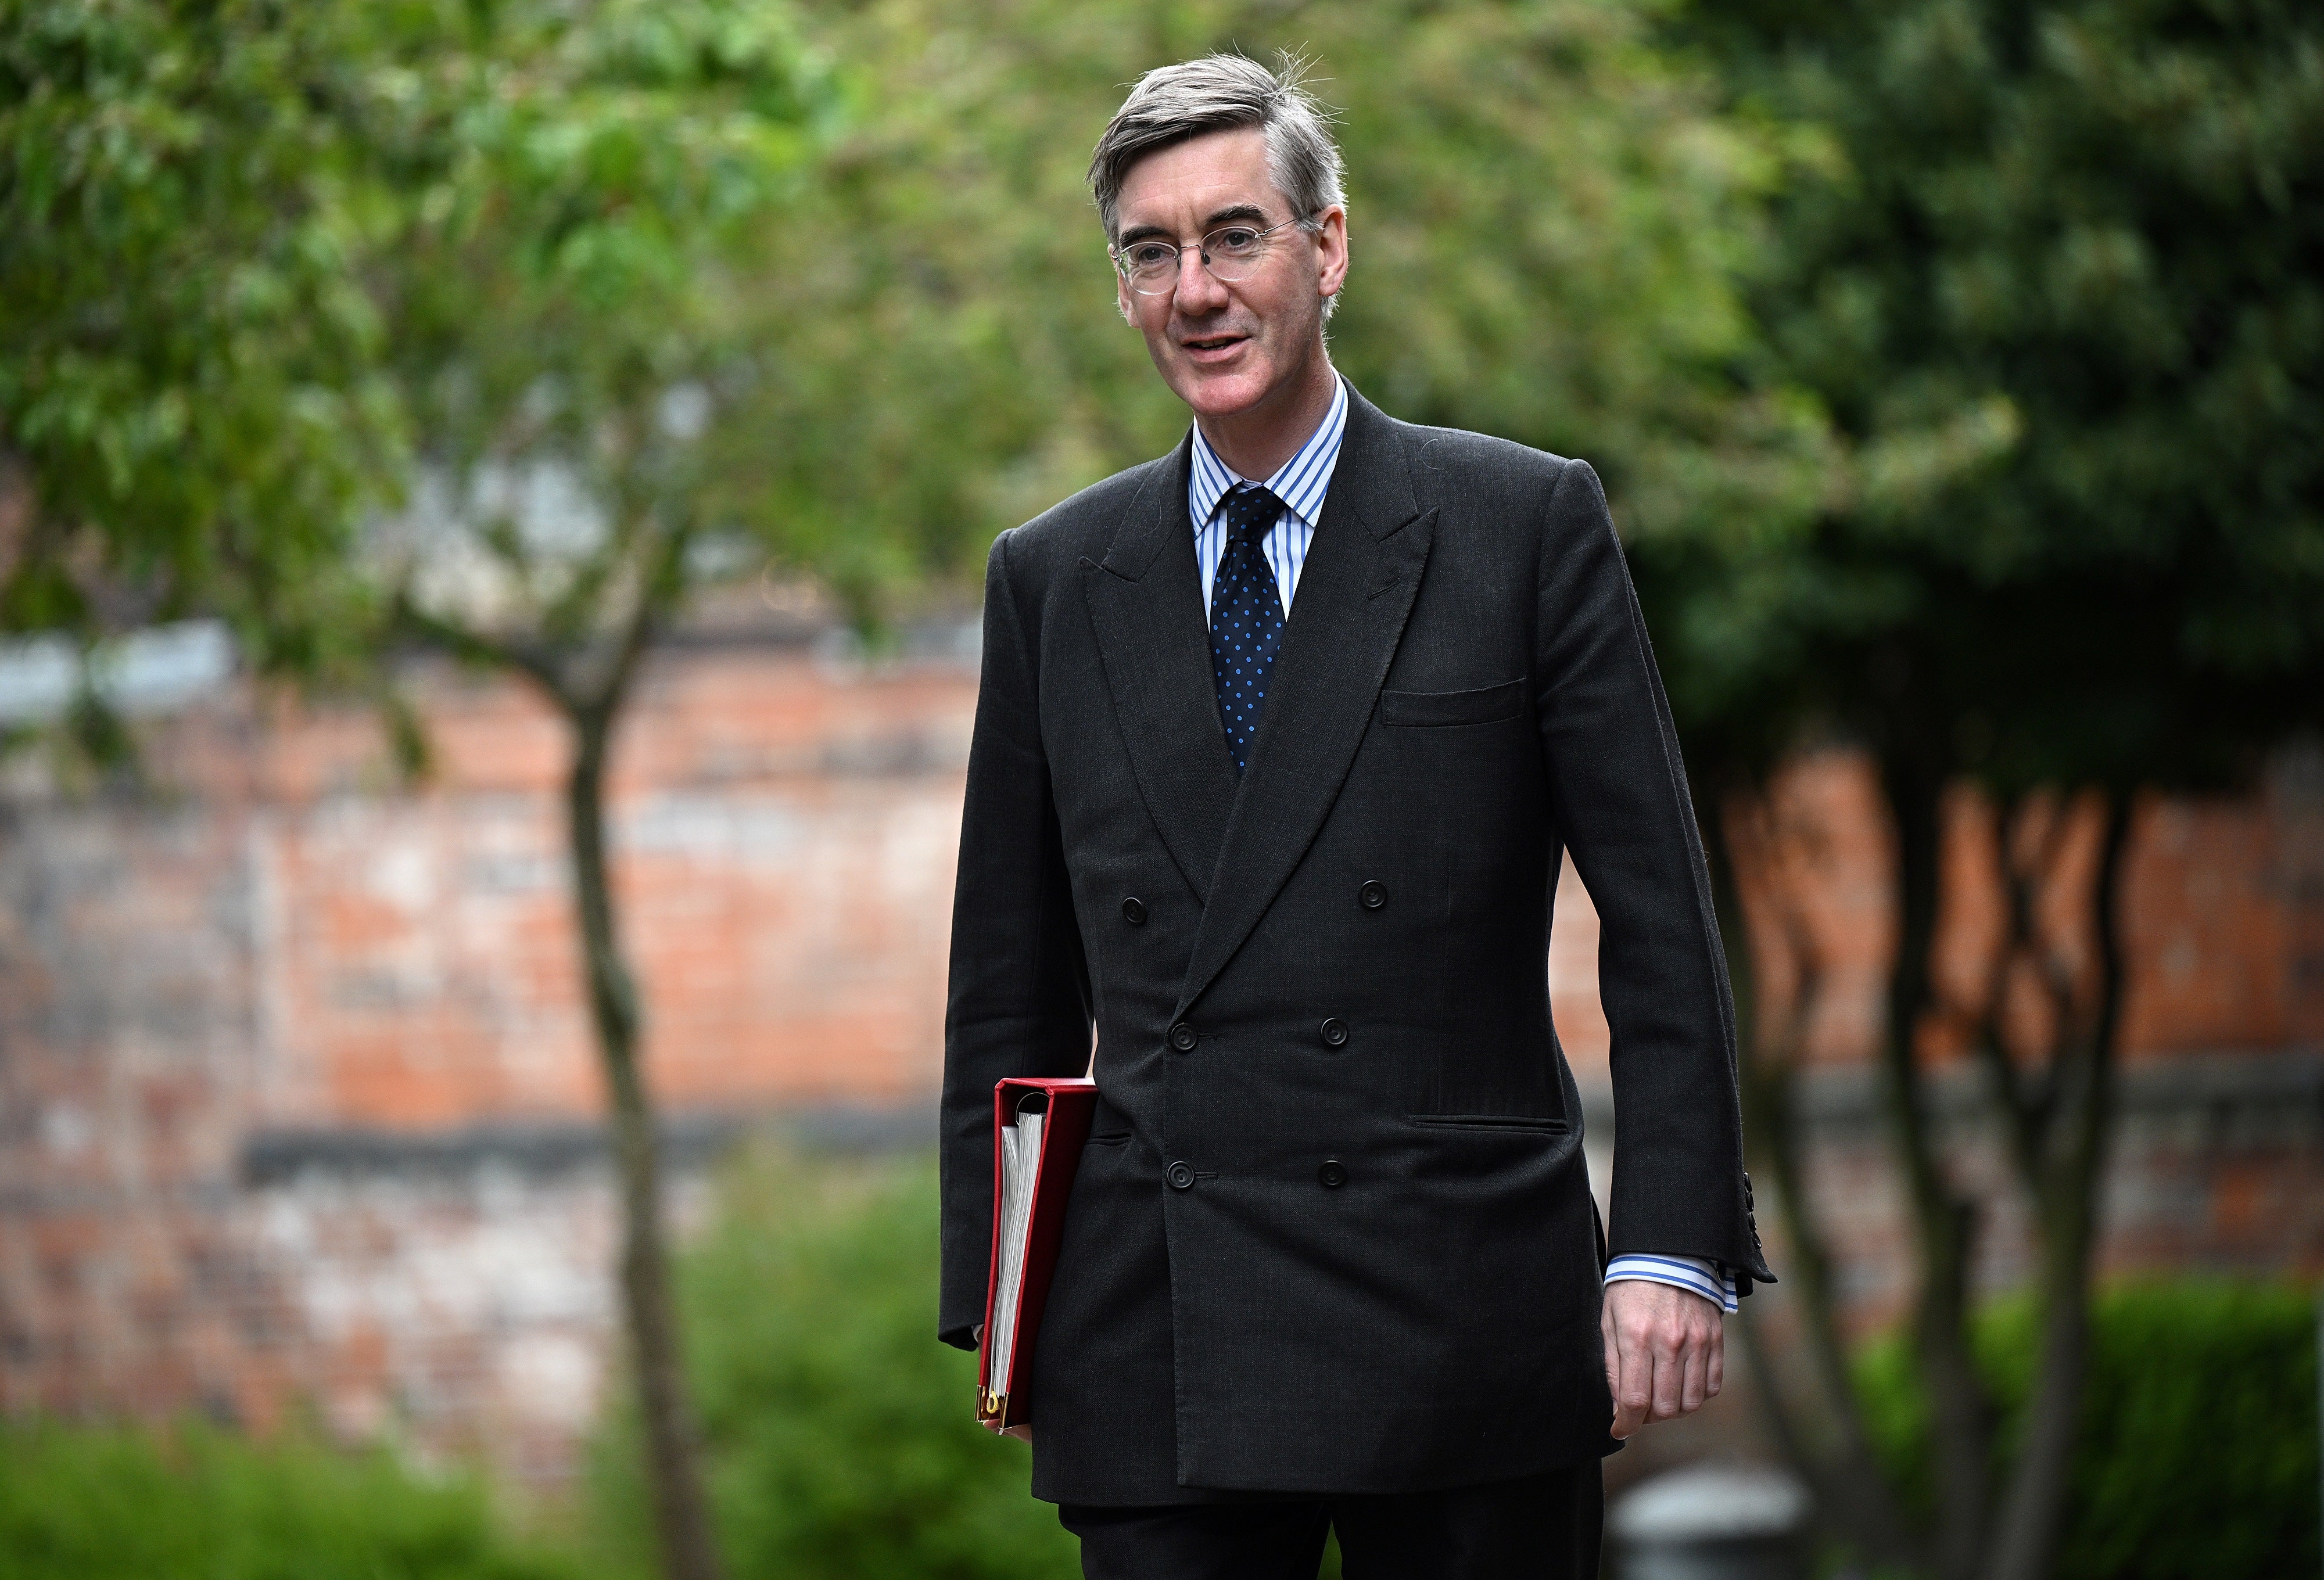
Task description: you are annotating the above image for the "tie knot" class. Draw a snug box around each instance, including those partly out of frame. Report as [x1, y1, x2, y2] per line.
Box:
[1224, 486, 1283, 544]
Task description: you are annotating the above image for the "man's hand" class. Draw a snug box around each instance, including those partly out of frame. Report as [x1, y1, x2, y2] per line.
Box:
[1601, 1279, 1724, 1439]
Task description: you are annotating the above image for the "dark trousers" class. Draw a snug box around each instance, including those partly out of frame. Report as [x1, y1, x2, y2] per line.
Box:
[1058, 1462, 1602, 1580]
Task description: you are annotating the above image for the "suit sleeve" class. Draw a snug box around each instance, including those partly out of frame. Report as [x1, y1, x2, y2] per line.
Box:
[937, 529, 1095, 1348]
[1533, 458, 1772, 1290]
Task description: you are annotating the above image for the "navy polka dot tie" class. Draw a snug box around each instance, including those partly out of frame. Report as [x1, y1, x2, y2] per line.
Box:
[1208, 486, 1287, 775]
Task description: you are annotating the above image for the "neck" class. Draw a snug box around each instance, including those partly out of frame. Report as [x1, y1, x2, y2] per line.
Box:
[1193, 342, 1337, 482]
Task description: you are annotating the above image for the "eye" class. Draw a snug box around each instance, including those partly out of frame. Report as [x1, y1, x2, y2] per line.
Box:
[1212, 227, 1263, 252]
[1125, 242, 1177, 269]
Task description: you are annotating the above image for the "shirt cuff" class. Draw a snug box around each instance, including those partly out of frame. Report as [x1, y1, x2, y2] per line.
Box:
[1604, 1254, 1738, 1314]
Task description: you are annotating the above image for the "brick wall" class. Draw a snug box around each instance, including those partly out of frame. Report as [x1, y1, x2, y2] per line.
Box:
[1712, 749, 2324, 1331]
[1, 639, 2316, 1486]
[0, 639, 976, 1477]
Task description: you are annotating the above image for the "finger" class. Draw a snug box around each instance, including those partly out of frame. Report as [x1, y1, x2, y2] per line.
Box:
[1603, 1302, 1631, 1438]
[1680, 1334, 1709, 1414]
[1650, 1327, 1683, 1420]
[1601, 1305, 1622, 1401]
[1615, 1321, 1654, 1438]
[1707, 1324, 1725, 1399]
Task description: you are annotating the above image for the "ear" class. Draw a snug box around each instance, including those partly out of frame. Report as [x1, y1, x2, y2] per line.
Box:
[1117, 268, 1136, 325]
[1312, 204, 1349, 301]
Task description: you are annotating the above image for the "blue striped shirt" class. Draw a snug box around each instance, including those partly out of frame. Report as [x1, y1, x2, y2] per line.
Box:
[1189, 376, 1346, 622]
[1188, 372, 1737, 1316]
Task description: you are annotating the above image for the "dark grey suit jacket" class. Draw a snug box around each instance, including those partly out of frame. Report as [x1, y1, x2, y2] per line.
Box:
[939, 385, 1771, 1506]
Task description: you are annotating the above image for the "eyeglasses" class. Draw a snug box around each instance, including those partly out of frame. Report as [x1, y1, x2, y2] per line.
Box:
[1111, 218, 1307, 295]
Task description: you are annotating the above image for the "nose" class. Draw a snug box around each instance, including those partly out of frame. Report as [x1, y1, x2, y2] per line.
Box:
[1172, 242, 1232, 314]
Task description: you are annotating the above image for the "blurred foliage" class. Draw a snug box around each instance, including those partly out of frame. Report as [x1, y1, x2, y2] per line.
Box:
[0, 0, 844, 663]
[0, 1418, 593, 1580]
[0, 0, 1842, 647]
[0, 0, 406, 669]
[719, 0, 1830, 615]
[1853, 1280, 2324, 1580]
[588, 1148, 1082, 1580]
[375, 0, 840, 662]
[1651, 0, 2324, 791]
[8, 0, 2316, 748]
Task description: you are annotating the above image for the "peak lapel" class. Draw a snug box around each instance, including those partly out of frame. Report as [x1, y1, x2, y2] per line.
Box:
[1080, 436, 1238, 902]
[1175, 391, 1435, 1018]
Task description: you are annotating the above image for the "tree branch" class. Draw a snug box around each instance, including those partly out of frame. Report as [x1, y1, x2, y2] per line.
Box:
[614, 520, 694, 698]
[1716, 786, 1917, 1566]
[1986, 788, 2131, 1580]
[1974, 791, 2054, 1188]
[392, 589, 575, 712]
[1880, 757, 1991, 1580]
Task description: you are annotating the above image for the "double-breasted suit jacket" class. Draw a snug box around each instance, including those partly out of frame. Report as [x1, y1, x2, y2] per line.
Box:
[939, 386, 1773, 1507]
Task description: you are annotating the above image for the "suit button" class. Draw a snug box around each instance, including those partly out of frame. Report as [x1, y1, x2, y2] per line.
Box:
[1167, 1161, 1196, 1191]
[1319, 1017, 1350, 1048]
[1122, 896, 1147, 925]
[1318, 1159, 1347, 1188]
[1168, 1022, 1198, 1053]
[1358, 879, 1387, 910]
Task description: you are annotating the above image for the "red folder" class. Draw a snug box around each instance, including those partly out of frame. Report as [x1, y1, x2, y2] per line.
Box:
[976, 1076, 1098, 1429]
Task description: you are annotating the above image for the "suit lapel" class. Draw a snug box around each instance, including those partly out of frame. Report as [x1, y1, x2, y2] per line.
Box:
[1080, 436, 1239, 902]
[1174, 390, 1436, 1017]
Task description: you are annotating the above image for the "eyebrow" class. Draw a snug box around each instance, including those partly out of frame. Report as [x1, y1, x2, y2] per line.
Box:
[1115, 203, 1277, 247]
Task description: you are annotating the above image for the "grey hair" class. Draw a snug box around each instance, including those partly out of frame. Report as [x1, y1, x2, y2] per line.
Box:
[1089, 52, 1347, 285]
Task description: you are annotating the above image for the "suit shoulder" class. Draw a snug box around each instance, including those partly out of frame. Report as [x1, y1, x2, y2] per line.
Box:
[994, 451, 1175, 585]
[1395, 420, 1575, 501]
[1389, 422, 1612, 555]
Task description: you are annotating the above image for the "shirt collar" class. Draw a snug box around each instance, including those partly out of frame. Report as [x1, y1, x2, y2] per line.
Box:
[1188, 374, 1349, 534]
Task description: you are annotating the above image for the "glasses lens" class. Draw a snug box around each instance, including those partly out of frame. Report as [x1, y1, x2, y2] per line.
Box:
[1204, 225, 1270, 281]
[1117, 222, 1292, 292]
[1120, 240, 1179, 293]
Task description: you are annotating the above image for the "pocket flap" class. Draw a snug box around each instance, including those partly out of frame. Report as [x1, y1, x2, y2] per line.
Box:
[1378, 677, 1526, 727]
[1404, 1112, 1569, 1133]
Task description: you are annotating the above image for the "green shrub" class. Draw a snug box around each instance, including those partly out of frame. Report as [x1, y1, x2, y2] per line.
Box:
[590, 1147, 1081, 1580]
[1853, 1281, 2322, 1580]
[0, 1418, 592, 1580]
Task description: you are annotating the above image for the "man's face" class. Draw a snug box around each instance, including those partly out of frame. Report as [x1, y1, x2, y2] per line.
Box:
[1111, 126, 1347, 422]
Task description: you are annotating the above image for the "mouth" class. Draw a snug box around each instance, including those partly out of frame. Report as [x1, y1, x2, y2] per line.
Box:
[1179, 332, 1249, 363]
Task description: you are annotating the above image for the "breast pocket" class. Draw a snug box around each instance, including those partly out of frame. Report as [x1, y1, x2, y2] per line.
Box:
[1377, 677, 1526, 728]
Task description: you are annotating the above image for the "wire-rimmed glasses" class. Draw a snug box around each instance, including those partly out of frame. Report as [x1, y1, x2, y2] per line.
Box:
[1111, 218, 1306, 295]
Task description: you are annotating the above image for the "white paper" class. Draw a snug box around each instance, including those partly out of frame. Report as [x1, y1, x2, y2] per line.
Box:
[985, 1108, 1045, 1401]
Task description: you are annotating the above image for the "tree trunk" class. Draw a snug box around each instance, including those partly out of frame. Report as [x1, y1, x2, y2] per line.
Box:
[1879, 759, 1990, 1580]
[1987, 791, 2132, 1580]
[566, 705, 727, 1580]
[1705, 787, 1914, 1565]
[1744, 1055, 1920, 1563]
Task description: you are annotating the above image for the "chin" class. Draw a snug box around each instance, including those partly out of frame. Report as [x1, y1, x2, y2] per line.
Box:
[1173, 361, 1278, 418]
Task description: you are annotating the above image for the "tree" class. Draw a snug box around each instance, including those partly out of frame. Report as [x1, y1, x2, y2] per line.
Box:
[735, 0, 1827, 615]
[0, 0, 402, 698]
[370, 6, 838, 1578]
[1640, 2, 2324, 1575]
[3, 4, 838, 1577]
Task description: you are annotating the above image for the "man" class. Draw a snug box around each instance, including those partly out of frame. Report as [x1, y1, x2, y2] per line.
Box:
[940, 53, 1773, 1579]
